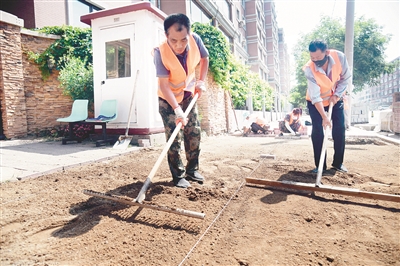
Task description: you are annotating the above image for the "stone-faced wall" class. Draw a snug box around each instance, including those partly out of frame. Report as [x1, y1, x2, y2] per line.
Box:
[0, 14, 73, 139]
[197, 72, 233, 135]
[20, 30, 72, 136]
[0, 21, 28, 137]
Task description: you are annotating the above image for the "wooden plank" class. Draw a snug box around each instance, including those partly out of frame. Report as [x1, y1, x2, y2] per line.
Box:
[245, 178, 400, 203]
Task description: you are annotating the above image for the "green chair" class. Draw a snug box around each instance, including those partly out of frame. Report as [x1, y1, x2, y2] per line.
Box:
[57, 99, 89, 144]
[85, 99, 118, 122]
[84, 99, 118, 147]
[57, 99, 88, 123]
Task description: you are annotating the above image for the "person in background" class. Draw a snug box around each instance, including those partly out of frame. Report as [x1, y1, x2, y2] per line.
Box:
[303, 40, 351, 174]
[250, 116, 270, 134]
[153, 13, 209, 188]
[242, 112, 254, 137]
[279, 108, 303, 136]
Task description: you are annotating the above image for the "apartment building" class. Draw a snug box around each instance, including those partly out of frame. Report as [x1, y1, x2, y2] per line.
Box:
[354, 57, 400, 110]
[1, 0, 289, 112]
[263, 0, 280, 112]
[278, 28, 290, 110]
[0, 0, 101, 28]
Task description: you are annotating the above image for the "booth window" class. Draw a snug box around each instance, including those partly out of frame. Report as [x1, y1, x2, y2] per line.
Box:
[106, 39, 131, 79]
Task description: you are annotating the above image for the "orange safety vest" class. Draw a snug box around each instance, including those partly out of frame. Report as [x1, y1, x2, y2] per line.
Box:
[158, 34, 201, 103]
[304, 50, 343, 107]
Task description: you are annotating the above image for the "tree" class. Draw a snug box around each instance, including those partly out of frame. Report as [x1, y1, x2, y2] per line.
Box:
[290, 16, 394, 107]
[192, 22, 273, 110]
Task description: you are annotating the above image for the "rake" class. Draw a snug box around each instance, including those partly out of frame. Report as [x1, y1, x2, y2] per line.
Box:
[84, 93, 204, 219]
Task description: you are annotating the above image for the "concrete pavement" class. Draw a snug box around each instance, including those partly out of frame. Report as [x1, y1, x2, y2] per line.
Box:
[1, 139, 141, 182]
[1, 127, 399, 183]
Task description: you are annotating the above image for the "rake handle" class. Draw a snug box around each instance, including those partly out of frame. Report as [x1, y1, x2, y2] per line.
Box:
[124, 70, 139, 137]
[316, 102, 333, 186]
[136, 93, 199, 203]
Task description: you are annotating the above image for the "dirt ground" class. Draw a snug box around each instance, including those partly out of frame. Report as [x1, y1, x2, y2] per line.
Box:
[1, 134, 399, 266]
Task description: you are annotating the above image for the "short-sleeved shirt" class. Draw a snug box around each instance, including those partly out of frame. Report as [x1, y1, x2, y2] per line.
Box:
[153, 32, 209, 78]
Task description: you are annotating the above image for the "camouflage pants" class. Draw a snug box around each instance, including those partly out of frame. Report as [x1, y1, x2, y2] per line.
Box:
[158, 95, 201, 180]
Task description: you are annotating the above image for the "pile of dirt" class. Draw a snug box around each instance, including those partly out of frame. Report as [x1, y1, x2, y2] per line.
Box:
[1, 135, 399, 265]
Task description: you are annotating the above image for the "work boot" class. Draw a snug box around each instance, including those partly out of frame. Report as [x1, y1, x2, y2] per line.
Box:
[185, 171, 205, 183]
[173, 178, 191, 188]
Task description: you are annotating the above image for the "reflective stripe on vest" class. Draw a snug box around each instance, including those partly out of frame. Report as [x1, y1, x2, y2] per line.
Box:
[158, 34, 201, 103]
[304, 50, 343, 107]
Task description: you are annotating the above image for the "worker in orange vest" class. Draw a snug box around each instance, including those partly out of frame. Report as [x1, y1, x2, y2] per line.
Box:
[303, 40, 352, 174]
[153, 13, 209, 188]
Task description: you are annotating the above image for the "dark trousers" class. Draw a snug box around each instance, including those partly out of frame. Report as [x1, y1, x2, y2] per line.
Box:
[250, 122, 267, 134]
[307, 100, 346, 170]
[158, 96, 201, 180]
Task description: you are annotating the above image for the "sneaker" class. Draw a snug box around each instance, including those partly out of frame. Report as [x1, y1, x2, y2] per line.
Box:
[186, 171, 205, 183]
[332, 164, 348, 173]
[173, 178, 191, 188]
[311, 168, 327, 174]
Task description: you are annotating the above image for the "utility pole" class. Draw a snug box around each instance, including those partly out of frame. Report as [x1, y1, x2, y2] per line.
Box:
[344, 0, 355, 129]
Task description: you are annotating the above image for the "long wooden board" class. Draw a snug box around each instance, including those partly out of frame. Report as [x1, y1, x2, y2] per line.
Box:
[245, 178, 400, 203]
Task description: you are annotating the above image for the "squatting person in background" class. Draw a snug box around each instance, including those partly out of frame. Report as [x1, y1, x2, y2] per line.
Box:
[279, 108, 303, 136]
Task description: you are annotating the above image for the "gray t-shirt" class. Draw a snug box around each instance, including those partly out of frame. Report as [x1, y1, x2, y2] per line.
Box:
[153, 32, 209, 78]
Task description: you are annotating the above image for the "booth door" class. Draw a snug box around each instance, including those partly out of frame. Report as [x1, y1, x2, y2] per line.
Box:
[100, 23, 137, 125]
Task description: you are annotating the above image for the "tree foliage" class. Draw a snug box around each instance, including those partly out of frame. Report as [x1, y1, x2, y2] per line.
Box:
[290, 16, 394, 107]
[27, 26, 92, 79]
[191, 22, 232, 89]
[192, 22, 273, 110]
[58, 55, 94, 107]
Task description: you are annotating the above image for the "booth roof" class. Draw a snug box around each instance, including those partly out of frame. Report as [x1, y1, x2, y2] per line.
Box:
[80, 2, 166, 26]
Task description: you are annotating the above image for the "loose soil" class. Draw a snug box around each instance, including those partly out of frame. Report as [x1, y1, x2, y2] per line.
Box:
[1, 135, 399, 266]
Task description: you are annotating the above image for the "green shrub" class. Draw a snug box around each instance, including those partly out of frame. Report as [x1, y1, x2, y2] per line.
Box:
[58, 55, 94, 109]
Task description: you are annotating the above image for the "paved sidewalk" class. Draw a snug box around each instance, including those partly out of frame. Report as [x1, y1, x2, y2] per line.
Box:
[1, 139, 141, 183]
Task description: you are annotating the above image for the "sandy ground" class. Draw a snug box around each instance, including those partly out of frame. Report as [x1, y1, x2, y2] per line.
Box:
[1, 134, 399, 266]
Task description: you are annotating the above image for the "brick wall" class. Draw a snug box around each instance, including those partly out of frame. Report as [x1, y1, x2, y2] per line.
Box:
[197, 72, 233, 135]
[0, 18, 73, 138]
[393, 92, 400, 134]
[0, 21, 28, 137]
[21, 30, 72, 136]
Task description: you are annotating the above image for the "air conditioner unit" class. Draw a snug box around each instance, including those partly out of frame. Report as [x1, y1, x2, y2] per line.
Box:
[239, 20, 246, 28]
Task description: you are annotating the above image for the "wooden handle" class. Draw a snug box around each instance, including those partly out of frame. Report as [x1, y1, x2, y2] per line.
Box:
[124, 70, 139, 137]
[316, 102, 333, 186]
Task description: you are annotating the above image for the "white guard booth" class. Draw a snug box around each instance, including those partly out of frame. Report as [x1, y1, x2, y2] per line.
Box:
[81, 2, 167, 144]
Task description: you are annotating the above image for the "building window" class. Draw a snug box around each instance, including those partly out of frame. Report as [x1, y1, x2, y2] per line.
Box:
[106, 39, 131, 79]
[69, 0, 101, 27]
[148, 0, 160, 8]
[190, 1, 211, 24]
[215, 0, 232, 21]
